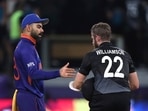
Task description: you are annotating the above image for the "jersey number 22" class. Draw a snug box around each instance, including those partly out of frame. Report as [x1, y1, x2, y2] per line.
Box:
[102, 55, 124, 78]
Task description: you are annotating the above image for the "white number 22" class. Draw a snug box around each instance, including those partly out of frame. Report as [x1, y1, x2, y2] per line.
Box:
[102, 56, 124, 78]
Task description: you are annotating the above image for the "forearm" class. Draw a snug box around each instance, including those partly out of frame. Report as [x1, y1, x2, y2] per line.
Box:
[30, 70, 60, 80]
[69, 72, 86, 91]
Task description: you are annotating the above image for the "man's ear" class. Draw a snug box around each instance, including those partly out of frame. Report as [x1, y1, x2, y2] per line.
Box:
[26, 25, 31, 32]
[96, 35, 101, 42]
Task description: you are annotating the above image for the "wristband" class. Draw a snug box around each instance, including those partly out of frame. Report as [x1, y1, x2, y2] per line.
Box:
[69, 81, 80, 92]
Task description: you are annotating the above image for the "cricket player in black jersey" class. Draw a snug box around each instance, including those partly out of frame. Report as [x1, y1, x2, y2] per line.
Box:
[69, 22, 139, 111]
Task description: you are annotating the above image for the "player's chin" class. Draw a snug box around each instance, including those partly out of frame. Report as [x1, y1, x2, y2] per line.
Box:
[36, 36, 42, 42]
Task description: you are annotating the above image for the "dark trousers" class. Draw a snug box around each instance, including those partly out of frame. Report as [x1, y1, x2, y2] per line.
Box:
[16, 90, 45, 111]
[89, 92, 131, 111]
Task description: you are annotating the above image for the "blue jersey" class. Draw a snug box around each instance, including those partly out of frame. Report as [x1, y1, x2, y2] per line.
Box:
[13, 33, 60, 97]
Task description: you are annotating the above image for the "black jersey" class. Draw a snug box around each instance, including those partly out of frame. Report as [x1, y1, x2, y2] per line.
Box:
[79, 42, 135, 94]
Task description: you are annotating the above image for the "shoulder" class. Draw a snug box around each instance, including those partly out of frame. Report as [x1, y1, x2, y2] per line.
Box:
[82, 50, 98, 62]
[15, 40, 35, 55]
[85, 49, 96, 56]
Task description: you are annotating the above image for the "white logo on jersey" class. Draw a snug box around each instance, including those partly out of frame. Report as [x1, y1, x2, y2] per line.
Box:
[27, 62, 35, 67]
[96, 49, 125, 55]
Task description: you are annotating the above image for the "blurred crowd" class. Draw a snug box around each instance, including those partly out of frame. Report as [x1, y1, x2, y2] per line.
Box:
[0, 0, 148, 77]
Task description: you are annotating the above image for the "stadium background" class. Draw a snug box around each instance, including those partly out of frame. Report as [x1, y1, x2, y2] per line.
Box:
[0, 0, 148, 111]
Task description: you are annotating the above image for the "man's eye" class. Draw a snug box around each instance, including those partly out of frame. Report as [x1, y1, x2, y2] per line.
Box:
[37, 25, 42, 28]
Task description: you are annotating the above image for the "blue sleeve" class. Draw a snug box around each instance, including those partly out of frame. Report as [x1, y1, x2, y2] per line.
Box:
[30, 69, 60, 80]
[20, 46, 60, 80]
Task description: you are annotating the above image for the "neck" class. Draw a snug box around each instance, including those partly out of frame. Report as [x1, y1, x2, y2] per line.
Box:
[21, 33, 36, 45]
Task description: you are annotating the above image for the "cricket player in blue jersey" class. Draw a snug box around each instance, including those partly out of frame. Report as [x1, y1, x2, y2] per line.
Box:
[12, 13, 76, 111]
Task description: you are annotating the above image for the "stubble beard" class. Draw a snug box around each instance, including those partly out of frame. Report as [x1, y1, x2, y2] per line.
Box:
[31, 31, 43, 42]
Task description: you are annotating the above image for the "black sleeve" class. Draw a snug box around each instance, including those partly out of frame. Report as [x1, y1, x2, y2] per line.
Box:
[126, 52, 136, 73]
[79, 52, 91, 76]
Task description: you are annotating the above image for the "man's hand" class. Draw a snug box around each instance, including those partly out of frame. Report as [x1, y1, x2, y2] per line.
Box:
[59, 62, 76, 78]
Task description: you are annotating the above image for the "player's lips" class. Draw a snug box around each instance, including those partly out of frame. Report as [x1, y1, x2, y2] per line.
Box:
[39, 33, 43, 37]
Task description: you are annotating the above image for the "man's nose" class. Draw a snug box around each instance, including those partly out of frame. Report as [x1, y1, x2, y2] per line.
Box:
[41, 28, 44, 32]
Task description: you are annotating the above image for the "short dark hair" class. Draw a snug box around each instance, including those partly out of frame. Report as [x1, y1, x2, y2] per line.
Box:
[91, 22, 112, 40]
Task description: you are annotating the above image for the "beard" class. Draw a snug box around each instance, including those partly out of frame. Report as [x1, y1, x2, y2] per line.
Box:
[30, 30, 43, 42]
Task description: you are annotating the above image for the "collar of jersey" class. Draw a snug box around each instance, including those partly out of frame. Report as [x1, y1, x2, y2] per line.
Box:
[21, 33, 36, 45]
[100, 42, 111, 47]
